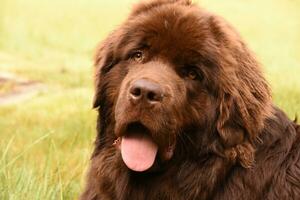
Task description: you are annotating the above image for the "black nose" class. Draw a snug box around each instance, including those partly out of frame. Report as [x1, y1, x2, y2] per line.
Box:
[129, 79, 164, 104]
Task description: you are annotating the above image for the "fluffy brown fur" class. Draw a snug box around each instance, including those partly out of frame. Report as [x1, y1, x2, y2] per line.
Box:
[80, 0, 300, 199]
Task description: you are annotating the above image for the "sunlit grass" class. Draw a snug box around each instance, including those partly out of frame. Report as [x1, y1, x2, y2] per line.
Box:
[0, 0, 299, 199]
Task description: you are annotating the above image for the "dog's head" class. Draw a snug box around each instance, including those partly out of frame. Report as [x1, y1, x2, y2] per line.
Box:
[93, 0, 273, 172]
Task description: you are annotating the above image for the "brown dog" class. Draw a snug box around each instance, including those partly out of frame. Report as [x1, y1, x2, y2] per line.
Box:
[80, 0, 300, 199]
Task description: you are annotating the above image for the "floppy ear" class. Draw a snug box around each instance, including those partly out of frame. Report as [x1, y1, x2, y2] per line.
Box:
[217, 91, 257, 168]
[216, 74, 272, 167]
[210, 16, 273, 168]
[93, 33, 116, 108]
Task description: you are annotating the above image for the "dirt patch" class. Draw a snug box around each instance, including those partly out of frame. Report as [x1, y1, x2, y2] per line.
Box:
[0, 72, 46, 106]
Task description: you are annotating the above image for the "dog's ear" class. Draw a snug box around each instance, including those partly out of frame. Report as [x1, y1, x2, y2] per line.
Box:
[93, 33, 116, 108]
[217, 92, 257, 168]
[216, 77, 272, 168]
[210, 15, 273, 168]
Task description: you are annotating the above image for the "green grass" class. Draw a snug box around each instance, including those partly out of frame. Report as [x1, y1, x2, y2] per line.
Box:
[0, 0, 299, 199]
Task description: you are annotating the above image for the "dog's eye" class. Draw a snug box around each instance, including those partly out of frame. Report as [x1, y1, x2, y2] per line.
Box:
[183, 67, 203, 81]
[131, 51, 144, 62]
[187, 70, 198, 80]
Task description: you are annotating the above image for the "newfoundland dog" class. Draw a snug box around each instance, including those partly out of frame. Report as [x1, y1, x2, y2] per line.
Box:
[80, 0, 300, 199]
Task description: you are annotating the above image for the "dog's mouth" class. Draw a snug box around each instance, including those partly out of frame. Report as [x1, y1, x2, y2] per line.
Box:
[114, 122, 175, 172]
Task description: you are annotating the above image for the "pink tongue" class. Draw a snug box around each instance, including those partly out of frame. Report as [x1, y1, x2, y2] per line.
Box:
[121, 133, 158, 172]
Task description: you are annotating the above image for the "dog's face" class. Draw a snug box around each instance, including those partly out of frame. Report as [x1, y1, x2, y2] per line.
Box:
[93, 0, 272, 172]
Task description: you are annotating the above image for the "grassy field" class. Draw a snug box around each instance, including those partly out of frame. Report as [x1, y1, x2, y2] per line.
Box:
[0, 0, 299, 199]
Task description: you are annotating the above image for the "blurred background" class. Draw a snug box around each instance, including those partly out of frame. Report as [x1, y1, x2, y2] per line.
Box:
[0, 0, 299, 199]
